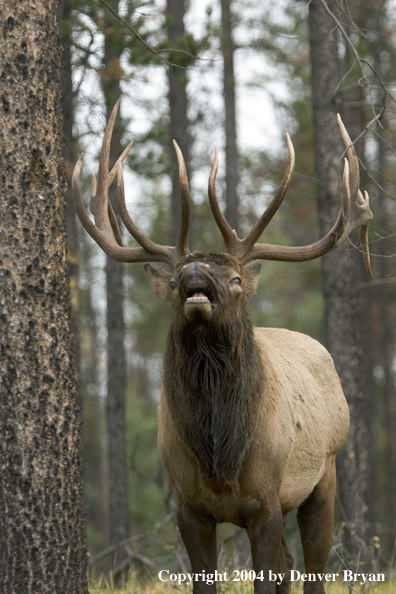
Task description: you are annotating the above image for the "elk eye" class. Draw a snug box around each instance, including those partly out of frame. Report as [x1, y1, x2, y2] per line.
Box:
[170, 281, 177, 290]
[230, 277, 241, 285]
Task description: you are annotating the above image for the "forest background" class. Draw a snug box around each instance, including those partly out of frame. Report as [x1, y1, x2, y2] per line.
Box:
[59, 0, 396, 585]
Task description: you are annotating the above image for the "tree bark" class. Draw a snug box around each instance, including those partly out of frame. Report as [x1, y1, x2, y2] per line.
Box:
[0, 1, 88, 592]
[79, 233, 109, 548]
[308, 0, 373, 564]
[370, 2, 396, 552]
[220, 0, 239, 234]
[166, 0, 191, 245]
[100, 0, 129, 563]
[220, 0, 246, 562]
[376, 128, 396, 553]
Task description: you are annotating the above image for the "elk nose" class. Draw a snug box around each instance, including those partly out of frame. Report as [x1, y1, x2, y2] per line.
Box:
[182, 261, 210, 284]
[183, 264, 207, 288]
[180, 262, 213, 302]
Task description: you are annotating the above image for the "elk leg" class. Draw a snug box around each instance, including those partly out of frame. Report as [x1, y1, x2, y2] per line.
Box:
[296, 459, 337, 594]
[276, 534, 293, 593]
[177, 502, 217, 594]
[247, 501, 284, 594]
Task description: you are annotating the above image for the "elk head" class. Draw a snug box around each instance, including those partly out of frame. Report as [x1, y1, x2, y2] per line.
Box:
[72, 100, 373, 303]
[144, 253, 262, 326]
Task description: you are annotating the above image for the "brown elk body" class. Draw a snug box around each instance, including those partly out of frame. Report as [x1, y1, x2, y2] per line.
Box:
[73, 101, 372, 593]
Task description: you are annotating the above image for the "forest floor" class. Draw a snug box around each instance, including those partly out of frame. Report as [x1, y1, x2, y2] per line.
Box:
[90, 574, 396, 594]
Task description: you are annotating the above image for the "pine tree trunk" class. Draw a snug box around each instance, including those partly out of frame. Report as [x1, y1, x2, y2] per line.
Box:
[220, 0, 250, 563]
[166, 0, 191, 245]
[308, 0, 373, 564]
[0, 1, 88, 592]
[370, 3, 396, 552]
[79, 233, 109, 548]
[60, 0, 81, 396]
[220, 0, 239, 234]
[376, 128, 396, 553]
[101, 0, 129, 567]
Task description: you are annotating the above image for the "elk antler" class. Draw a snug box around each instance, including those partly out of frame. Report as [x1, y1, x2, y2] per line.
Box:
[72, 99, 191, 266]
[208, 114, 373, 278]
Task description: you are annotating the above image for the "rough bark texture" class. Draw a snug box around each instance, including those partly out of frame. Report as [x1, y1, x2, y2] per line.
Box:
[220, 0, 239, 234]
[166, 0, 191, 245]
[0, 1, 88, 592]
[308, 0, 373, 563]
[101, 0, 129, 560]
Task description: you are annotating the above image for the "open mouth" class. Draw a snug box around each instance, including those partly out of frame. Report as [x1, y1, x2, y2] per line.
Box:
[180, 266, 217, 320]
[184, 288, 215, 306]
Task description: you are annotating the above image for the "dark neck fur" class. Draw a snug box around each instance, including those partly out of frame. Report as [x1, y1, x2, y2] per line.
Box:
[163, 313, 264, 491]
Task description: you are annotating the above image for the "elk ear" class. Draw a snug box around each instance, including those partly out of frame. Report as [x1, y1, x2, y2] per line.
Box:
[144, 264, 173, 302]
[243, 261, 262, 296]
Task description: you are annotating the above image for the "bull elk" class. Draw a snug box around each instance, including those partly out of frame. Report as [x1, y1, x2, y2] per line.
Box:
[72, 100, 372, 593]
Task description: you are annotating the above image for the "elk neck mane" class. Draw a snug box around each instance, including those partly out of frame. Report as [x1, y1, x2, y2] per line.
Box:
[163, 312, 265, 491]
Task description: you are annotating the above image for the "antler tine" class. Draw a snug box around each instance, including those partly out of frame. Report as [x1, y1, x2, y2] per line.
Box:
[106, 137, 136, 248]
[116, 162, 177, 266]
[172, 140, 191, 258]
[72, 154, 169, 263]
[108, 137, 135, 188]
[238, 134, 295, 260]
[337, 114, 372, 278]
[341, 158, 351, 224]
[72, 101, 181, 267]
[86, 99, 126, 248]
[206, 137, 294, 260]
[89, 99, 120, 234]
[234, 115, 372, 274]
[360, 222, 372, 279]
[208, 147, 236, 253]
[337, 113, 360, 199]
[91, 168, 124, 247]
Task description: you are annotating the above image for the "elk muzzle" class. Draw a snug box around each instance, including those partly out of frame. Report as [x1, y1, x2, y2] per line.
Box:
[179, 262, 217, 321]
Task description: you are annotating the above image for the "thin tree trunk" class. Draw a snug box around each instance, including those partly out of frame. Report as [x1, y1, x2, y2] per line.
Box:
[376, 129, 396, 553]
[341, 73, 377, 538]
[0, 1, 88, 591]
[220, 0, 248, 562]
[308, 0, 373, 565]
[101, 0, 129, 566]
[166, 0, 191, 245]
[220, 0, 239, 234]
[79, 233, 109, 549]
[370, 2, 396, 552]
[60, 0, 81, 397]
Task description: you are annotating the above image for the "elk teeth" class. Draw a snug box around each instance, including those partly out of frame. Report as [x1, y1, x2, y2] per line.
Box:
[186, 297, 210, 302]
